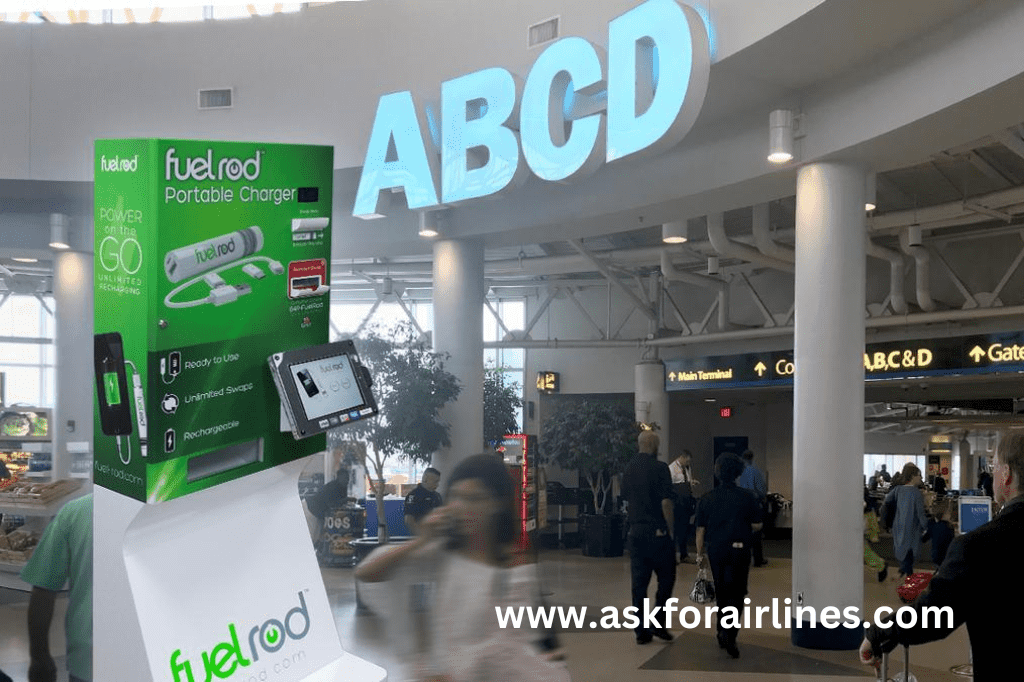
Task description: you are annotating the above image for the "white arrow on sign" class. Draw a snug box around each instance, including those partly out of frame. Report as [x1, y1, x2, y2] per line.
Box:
[669, 372, 677, 381]
[969, 346, 986, 363]
[754, 361, 767, 377]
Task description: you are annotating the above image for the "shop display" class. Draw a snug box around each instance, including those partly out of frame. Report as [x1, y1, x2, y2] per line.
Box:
[0, 407, 50, 440]
[0, 478, 83, 507]
[93, 138, 334, 502]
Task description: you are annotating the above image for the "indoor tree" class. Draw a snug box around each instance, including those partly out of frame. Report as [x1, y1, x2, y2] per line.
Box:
[540, 400, 640, 515]
[483, 365, 523, 450]
[342, 322, 460, 543]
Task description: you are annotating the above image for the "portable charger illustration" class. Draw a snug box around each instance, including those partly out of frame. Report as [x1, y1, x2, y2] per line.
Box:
[94, 332, 148, 464]
[291, 217, 329, 242]
[162, 225, 286, 310]
[291, 217, 329, 234]
[164, 227, 264, 283]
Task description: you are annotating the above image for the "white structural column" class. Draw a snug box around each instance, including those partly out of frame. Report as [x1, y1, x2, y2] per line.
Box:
[792, 162, 866, 650]
[635, 360, 669, 461]
[53, 249, 94, 480]
[432, 238, 485, 474]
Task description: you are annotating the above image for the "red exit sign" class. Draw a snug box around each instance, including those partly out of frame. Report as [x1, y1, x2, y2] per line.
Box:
[720, 407, 733, 418]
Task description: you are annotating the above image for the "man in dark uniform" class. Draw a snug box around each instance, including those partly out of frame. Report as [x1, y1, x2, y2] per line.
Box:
[622, 430, 675, 645]
[403, 467, 442, 534]
[669, 450, 699, 563]
[737, 449, 768, 567]
[695, 453, 763, 659]
[306, 466, 351, 541]
[861, 431, 1024, 681]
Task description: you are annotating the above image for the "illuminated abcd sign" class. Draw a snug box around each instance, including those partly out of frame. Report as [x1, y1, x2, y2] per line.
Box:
[353, 0, 711, 217]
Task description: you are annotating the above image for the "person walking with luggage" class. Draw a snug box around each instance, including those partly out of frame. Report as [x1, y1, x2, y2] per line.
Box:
[884, 463, 928, 579]
[695, 453, 763, 659]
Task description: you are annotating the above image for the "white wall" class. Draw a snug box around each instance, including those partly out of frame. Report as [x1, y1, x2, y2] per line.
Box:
[864, 432, 929, 456]
[668, 397, 792, 498]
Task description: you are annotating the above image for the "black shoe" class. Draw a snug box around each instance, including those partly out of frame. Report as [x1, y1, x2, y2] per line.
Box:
[878, 566, 888, 582]
[636, 633, 653, 645]
[753, 560, 768, 567]
[651, 628, 674, 641]
[726, 641, 740, 658]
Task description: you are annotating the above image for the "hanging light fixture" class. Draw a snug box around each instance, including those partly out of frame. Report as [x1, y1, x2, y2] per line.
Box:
[865, 171, 877, 211]
[661, 221, 688, 244]
[49, 214, 70, 249]
[418, 211, 440, 238]
[767, 109, 795, 164]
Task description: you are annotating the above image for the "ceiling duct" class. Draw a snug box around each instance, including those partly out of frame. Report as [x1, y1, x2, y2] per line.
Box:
[751, 203, 794, 263]
[899, 229, 936, 312]
[706, 212, 794, 273]
[865, 236, 909, 315]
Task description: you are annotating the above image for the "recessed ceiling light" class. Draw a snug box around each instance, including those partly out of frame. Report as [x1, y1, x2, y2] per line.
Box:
[12, 257, 38, 263]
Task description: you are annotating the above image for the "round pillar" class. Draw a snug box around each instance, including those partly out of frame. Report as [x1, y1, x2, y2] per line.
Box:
[432, 238, 484, 475]
[53, 249, 94, 481]
[635, 360, 669, 461]
[792, 162, 866, 650]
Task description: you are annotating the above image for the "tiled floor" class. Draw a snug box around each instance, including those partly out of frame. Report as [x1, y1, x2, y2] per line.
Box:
[0, 546, 971, 681]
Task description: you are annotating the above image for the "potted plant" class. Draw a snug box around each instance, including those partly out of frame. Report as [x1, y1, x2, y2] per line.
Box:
[540, 400, 640, 556]
[343, 322, 460, 544]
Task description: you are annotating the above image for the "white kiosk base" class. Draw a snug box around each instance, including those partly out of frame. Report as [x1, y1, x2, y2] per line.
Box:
[95, 458, 385, 682]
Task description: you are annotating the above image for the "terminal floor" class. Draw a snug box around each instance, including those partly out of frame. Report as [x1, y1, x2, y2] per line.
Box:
[0, 545, 970, 681]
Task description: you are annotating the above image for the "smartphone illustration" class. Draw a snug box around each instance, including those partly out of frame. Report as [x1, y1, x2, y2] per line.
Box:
[94, 332, 133, 436]
[297, 369, 320, 398]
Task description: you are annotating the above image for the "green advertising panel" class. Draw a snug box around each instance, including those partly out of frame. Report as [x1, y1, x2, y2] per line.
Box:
[93, 139, 334, 502]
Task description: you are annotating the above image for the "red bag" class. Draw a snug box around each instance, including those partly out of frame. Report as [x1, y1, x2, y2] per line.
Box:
[897, 572, 933, 604]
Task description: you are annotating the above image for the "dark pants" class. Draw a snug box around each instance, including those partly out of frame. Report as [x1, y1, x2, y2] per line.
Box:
[709, 545, 751, 644]
[674, 496, 695, 559]
[900, 550, 915, 576]
[751, 528, 765, 565]
[628, 528, 676, 636]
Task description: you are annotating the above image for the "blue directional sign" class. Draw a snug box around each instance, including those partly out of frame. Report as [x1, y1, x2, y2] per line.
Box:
[665, 330, 1024, 391]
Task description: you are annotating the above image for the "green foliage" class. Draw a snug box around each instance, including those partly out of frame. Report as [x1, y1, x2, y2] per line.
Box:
[483, 365, 522, 449]
[344, 322, 461, 540]
[540, 400, 641, 514]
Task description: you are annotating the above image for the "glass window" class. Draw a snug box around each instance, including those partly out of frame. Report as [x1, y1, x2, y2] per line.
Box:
[864, 453, 927, 484]
[0, 295, 55, 408]
[329, 297, 527, 434]
[154, 7, 208, 23]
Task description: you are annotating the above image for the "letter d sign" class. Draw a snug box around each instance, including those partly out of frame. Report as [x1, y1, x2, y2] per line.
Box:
[607, 0, 711, 163]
